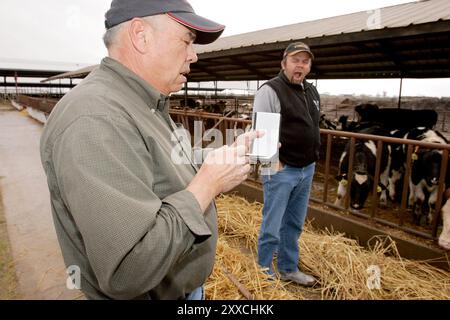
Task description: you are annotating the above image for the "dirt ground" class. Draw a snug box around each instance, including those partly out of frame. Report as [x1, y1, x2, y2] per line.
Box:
[0, 101, 20, 299]
[0, 100, 83, 300]
[0, 184, 20, 299]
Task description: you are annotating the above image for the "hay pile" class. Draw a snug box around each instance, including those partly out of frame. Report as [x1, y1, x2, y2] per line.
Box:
[301, 230, 450, 299]
[205, 238, 298, 300]
[205, 194, 450, 300]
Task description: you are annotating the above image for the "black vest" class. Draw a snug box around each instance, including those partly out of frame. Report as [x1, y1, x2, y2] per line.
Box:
[264, 71, 321, 168]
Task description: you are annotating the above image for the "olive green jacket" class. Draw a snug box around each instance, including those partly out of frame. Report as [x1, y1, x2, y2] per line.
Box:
[40, 57, 217, 300]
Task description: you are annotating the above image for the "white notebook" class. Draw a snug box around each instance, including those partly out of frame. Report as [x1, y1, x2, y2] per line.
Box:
[248, 112, 280, 162]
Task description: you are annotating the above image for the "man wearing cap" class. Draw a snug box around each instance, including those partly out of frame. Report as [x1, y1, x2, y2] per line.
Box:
[40, 0, 261, 300]
[254, 42, 320, 286]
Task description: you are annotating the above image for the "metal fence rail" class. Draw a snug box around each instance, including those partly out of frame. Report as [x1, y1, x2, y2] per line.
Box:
[318, 129, 450, 241]
[12, 95, 449, 244]
[15, 95, 59, 114]
[171, 110, 449, 243]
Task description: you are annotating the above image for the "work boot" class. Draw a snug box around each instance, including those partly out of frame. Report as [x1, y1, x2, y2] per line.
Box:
[279, 270, 316, 287]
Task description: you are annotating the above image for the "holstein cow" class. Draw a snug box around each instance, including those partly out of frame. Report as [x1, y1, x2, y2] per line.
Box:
[335, 127, 391, 210]
[406, 127, 448, 225]
[319, 113, 337, 130]
[386, 128, 410, 202]
[355, 104, 438, 130]
[436, 156, 450, 250]
[439, 185, 450, 250]
[338, 115, 378, 133]
[354, 104, 379, 123]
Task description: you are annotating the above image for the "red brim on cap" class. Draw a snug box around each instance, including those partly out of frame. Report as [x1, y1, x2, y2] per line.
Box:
[167, 12, 225, 45]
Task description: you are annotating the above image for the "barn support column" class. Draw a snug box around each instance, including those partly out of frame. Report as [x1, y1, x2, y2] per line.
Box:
[3, 76, 6, 96]
[14, 71, 18, 97]
[184, 82, 188, 108]
[214, 80, 218, 104]
[397, 77, 403, 109]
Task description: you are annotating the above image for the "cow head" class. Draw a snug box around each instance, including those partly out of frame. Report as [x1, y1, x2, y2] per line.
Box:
[349, 172, 374, 210]
[336, 166, 375, 210]
[417, 149, 442, 186]
[347, 145, 373, 209]
[355, 103, 379, 122]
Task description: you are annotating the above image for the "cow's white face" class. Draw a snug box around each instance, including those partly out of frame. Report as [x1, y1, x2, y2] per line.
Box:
[355, 173, 368, 185]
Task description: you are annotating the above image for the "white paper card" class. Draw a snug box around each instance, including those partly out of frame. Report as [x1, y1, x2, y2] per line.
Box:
[249, 112, 280, 162]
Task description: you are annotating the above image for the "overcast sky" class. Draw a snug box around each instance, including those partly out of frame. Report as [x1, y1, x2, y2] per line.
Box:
[1, 0, 449, 97]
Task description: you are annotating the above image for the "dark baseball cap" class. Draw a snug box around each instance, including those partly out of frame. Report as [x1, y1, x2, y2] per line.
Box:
[104, 0, 225, 44]
[283, 42, 314, 59]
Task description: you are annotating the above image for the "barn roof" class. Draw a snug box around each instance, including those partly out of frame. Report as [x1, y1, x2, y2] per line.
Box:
[0, 68, 68, 79]
[192, 0, 450, 81]
[42, 0, 450, 82]
[41, 65, 97, 83]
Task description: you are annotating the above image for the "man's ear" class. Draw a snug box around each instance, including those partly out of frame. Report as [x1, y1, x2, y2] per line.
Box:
[128, 18, 148, 53]
[281, 59, 286, 70]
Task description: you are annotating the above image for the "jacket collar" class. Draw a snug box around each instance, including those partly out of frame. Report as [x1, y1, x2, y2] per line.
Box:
[100, 57, 169, 113]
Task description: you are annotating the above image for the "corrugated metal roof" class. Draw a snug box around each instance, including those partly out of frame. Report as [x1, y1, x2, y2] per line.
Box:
[195, 0, 450, 55]
[42, 0, 450, 82]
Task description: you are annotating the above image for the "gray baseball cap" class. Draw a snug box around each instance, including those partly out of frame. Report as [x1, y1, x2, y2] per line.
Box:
[104, 0, 225, 44]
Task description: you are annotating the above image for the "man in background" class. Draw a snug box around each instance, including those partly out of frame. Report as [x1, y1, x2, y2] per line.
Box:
[253, 42, 320, 286]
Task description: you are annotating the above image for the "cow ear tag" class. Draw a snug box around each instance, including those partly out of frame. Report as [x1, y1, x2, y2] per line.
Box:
[412, 153, 418, 161]
[341, 179, 348, 186]
[377, 185, 382, 193]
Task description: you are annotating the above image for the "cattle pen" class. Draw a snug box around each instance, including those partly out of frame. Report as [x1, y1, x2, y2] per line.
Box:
[9, 85, 450, 273]
[164, 110, 450, 270]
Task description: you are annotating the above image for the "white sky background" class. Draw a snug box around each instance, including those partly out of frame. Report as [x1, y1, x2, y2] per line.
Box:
[0, 0, 449, 97]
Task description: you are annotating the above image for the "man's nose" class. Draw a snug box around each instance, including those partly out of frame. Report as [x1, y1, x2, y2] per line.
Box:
[188, 44, 198, 63]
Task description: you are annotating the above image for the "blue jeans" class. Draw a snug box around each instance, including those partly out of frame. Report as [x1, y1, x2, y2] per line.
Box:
[186, 286, 204, 300]
[258, 162, 315, 274]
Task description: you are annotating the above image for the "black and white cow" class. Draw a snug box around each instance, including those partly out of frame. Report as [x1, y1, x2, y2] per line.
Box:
[439, 186, 450, 250]
[335, 126, 391, 210]
[319, 113, 337, 130]
[354, 104, 380, 123]
[386, 128, 410, 202]
[337, 115, 379, 133]
[406, 127, 448, 225]
[436, 161, 450, 250]
[355, 104, 438, 130]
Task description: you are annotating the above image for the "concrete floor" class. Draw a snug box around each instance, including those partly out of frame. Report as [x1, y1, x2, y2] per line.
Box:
[0, 102, 82, 299]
